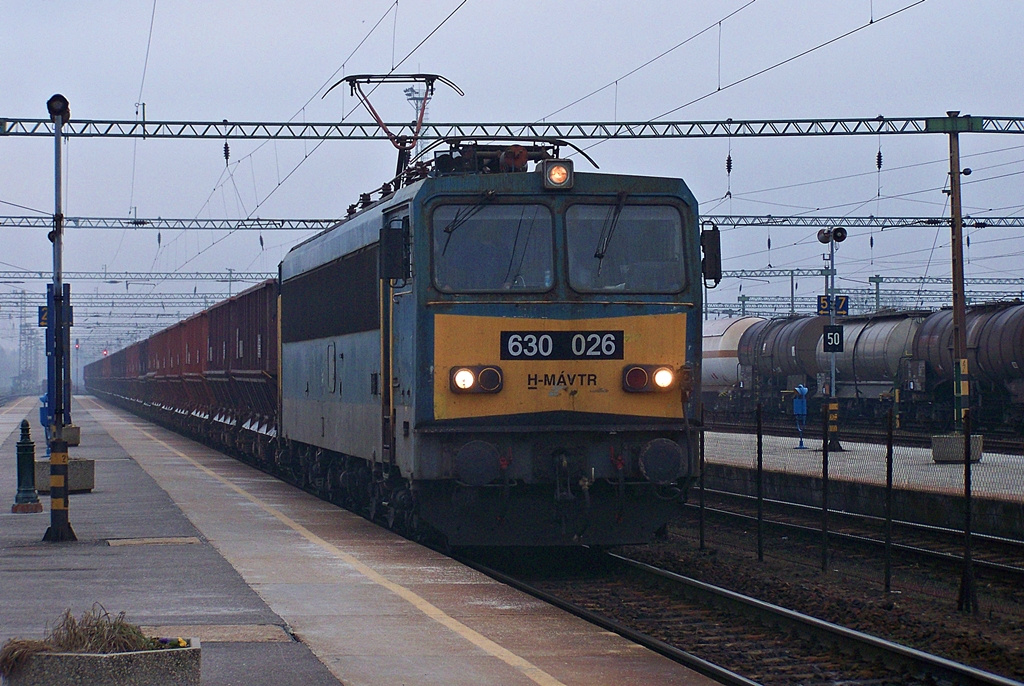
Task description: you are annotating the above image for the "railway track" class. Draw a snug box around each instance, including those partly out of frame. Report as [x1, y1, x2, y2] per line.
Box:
[690, 489, 1024, 586]
[460, 548, 1021, 686]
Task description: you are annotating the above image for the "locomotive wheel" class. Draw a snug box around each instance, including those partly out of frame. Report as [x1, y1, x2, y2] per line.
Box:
[325, 463, 343, 505]
[367, 484, 382, 522]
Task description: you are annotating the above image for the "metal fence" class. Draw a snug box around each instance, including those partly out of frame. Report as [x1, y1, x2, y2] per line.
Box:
[697, 405, 1024, 614]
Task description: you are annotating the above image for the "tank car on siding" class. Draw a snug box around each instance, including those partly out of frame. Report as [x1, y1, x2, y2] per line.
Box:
[700, 316, 763, 410]
[278, 141, 717, 546]
[912, 303, 1024, 429]
[733, 315, 827, 413]
[705, 303, 1024, 432]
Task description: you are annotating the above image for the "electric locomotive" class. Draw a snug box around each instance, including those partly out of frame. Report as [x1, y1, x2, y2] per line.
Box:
[86, 139, 723, 547]
[279, 140, 719, 545]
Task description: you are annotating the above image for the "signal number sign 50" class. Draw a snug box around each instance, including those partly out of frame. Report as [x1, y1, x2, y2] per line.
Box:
[823, 324, 844, 353]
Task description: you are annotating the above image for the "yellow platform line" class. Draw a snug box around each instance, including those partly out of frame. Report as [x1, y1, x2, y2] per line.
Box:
[1, 396, 31, 415]
[87, 400, 565, 686]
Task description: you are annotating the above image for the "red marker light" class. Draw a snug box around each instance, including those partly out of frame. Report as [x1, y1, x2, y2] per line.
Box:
[624, 366, 649, 391]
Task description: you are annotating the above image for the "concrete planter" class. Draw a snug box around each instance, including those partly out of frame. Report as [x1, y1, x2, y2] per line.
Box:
[34, 459, 95, 494]
[3, 640, 200, 686]
[931, 433, 983, 464]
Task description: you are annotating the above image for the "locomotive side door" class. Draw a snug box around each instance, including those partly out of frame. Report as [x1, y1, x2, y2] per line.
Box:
[380, 208, 413, 474]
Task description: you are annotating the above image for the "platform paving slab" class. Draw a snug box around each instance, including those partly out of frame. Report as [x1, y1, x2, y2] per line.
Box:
[0, 396, 341, 686]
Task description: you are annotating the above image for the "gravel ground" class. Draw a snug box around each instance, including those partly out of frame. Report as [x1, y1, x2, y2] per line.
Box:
[620, 518, 1024, 682]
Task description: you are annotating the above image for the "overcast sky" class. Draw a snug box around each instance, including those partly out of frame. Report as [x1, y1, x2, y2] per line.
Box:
[2, 0, 1023, 354]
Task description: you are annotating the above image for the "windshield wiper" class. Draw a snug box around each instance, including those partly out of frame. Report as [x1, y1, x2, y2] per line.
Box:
[594, 192, 628, 273]
[502, 206, 538, 288]
[441, 190, 496, 255]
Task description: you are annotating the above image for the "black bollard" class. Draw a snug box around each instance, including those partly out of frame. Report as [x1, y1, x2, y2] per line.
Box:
[12, 420, 43, 514]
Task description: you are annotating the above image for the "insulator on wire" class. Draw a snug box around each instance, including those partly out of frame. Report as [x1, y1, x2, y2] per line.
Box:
[767, 236, 772, 251]
[870, 236, 874, 249]
[157, 231, 161, 247]
[966, 235, 971, 248]
[224, 142, 230, 166]
[876, 150, 883, 170]
[726, 153, 733, 175]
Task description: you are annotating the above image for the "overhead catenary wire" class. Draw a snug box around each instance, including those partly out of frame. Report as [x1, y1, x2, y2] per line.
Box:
[127, 0, 158, 216]
[652, 1, 928, 121]
[0, 199, 48, 215]
[166, 1, 471, 276]
[722, 143, 1024, 202]
[539, 1, 759, 121]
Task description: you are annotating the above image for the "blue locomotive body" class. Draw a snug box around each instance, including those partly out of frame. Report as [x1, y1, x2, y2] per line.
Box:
[88, 144, 718, 546]
[280, 161, 704, 545]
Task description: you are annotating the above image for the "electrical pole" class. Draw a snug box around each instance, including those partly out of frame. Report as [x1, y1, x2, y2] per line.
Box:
[43, 94, 75, 542]
[946, 112, 970, 432]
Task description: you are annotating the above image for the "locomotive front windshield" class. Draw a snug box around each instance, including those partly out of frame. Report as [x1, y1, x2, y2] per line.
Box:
[567, 204, 686, 293]
[432, 204, 554, 292]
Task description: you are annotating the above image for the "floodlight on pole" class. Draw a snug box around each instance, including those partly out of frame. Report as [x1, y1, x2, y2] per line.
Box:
[46, 94, 71, 122]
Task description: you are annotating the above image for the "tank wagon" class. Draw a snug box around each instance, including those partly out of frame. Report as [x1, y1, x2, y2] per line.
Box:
[87, 140, 723, 547]
[702, 303, 1024, 431]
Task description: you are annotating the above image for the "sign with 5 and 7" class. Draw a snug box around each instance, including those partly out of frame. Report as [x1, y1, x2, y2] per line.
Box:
[817, 295, 849, 316]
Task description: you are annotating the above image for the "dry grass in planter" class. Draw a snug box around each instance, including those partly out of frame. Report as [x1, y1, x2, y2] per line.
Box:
[0, 605, 192, 679]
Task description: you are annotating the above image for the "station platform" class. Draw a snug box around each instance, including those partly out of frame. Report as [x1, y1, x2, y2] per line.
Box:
[1, 396, 715, 686]
[702, 430, 1024, 538]
[705, 429, 1024, 500]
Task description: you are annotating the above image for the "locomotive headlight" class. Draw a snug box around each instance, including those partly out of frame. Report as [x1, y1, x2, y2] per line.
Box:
[542, 159, 574, 189]
[623, 364, 677, 392]
[453, 368, 476, 390]
[653, 367, 675, 389]
[547, 164, 569, 185]
[450, 365, 504, 394]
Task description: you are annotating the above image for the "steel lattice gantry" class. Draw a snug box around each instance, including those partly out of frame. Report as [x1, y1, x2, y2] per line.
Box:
[3, 115, 1024, 140]
[702, 215, 1024, 229]
[0, 216, 332, 231]
[0, 270, 274, 282]
[5, 214, 1024, 231]
[0, 292, 233, 304]
[723, 269, 1024, 287]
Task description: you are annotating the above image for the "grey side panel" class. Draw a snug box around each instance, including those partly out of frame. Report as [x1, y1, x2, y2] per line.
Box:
[281, 331, 381, 460]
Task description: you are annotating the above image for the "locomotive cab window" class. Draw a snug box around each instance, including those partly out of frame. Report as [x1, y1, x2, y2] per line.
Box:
[566, 204, 686, 293]
[432, 204, 554, 292]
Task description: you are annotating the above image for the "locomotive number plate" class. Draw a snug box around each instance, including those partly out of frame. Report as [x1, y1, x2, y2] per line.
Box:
[500, 330, 624, 360]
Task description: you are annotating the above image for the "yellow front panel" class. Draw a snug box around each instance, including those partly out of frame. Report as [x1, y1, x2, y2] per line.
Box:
[434, 313, 687, 420]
